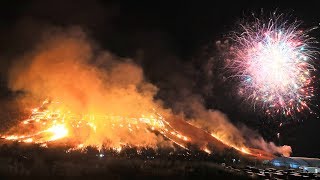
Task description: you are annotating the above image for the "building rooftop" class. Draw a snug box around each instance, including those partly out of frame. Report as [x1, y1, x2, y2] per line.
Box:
[271, 157, 320, 168]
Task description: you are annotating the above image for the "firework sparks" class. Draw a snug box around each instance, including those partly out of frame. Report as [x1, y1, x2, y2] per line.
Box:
[226, 13, 318, 116]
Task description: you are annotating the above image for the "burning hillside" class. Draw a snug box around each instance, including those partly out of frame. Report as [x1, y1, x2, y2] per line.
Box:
[1, 99, 277, 160]
[1, 27, 290, 159]
[2, 99, 188, 150]
[1, 99, 239, 155]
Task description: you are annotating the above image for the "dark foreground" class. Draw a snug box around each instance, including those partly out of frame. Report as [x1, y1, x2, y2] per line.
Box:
[0, 142, 252, 179]
[0, 142, 319, 179]
[0, 158, 249, 179]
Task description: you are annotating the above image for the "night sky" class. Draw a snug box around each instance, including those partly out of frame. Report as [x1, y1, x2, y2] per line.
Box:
[0, 0, 320, 157]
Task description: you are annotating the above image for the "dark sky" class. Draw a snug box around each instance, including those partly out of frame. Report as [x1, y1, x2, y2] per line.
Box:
[0, 0, 319, 157]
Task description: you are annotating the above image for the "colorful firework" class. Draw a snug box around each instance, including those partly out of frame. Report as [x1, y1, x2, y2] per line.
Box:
[226, 13, 318, 116]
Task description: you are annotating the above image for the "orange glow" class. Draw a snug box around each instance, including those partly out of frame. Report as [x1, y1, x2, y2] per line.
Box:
[23, 138, 33, 143]
[211, 133, 251, 155]
[1, 100, 261, 157]
[1, 100, 192, 152]
[46, 124, 68, 141]
[203, 147, 211, 154]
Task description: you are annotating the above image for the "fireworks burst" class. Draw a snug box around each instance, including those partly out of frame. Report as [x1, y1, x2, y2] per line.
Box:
[226, 13, 318, 116]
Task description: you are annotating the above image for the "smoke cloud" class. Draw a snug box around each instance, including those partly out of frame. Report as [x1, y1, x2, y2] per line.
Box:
[182, 97, 247, 149]
[241, 126, 292, 157]
[249, 138, 292, 157]
[8, 27, 171, 148]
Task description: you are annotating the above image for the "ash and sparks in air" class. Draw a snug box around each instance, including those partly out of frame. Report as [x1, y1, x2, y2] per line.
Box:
[226, 13, 318, 116]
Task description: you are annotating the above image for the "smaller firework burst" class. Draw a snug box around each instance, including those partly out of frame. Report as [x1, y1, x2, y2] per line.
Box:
[226, 12, 318, 116]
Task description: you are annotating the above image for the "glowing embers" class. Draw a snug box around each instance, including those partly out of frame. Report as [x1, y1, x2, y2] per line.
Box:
[203, 147, 212, 154]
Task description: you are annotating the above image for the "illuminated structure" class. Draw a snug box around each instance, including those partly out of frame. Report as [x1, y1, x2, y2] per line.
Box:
[271, 157, 320, 173]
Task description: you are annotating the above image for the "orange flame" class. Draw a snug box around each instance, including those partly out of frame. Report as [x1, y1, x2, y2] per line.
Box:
[46, 124, 68, 141]
[210, 133, 251, 155]
[1, 100, 192, 152]
[0, 100, 268, 158]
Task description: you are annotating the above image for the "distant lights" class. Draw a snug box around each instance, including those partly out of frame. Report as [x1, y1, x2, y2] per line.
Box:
[98, 153, 104, 158]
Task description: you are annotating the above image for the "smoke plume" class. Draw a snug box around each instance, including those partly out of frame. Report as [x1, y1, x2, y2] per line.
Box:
[241, 126, 292, 157]
[8, 27, 171, 148]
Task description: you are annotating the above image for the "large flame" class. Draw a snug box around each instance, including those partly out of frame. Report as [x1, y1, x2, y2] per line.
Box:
[1, 99, 261, 157]
[1, 99, 192, 151]
[46, 124, 68, 141]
